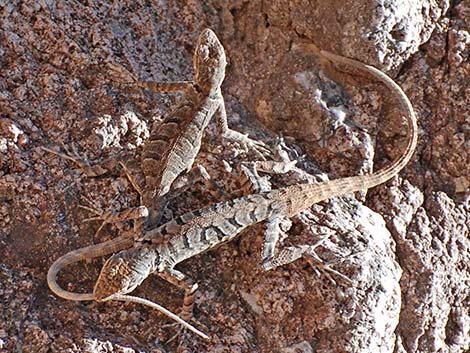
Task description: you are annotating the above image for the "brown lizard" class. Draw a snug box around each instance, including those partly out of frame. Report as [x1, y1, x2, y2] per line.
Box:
[121, 29, 267, 211]
[47, 49, 418, 340]
[44, 28, 267, 228]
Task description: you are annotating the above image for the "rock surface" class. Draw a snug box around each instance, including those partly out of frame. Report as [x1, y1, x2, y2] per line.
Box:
[0, 1, 469, 352]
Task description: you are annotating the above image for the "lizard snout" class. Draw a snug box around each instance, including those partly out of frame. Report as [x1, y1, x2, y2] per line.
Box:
[93, 246, 157, 301]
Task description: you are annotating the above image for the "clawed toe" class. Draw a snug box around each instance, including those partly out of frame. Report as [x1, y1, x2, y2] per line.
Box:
[245, 139, 272, 160]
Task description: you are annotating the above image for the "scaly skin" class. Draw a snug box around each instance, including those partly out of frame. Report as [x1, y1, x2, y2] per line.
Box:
[47, 28, 268, 340]
[127, 29, 267, 221]
[48, 44, 418, 340]
[44, 29, 267, 229]
[47, 234, 135, 301]
[91, 50, 418, 328]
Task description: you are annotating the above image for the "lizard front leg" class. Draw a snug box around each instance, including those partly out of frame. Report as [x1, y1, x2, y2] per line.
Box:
[261, 216, 293, 269]
[214, 96, 270, 157]
[43, 145, 148, 236]
[241, 152, 352, 282]
[73, 158, 149, 237]
[236, 161, 297, 269]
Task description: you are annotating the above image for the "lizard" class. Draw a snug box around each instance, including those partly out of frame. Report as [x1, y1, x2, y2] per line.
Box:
[119, 28, 267, 214]
[46, 28, 267, 340]
[43, 28, 267, 230]
[47, 48, 418, 340]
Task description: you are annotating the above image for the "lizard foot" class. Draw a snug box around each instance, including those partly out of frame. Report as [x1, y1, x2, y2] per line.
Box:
[79, 196, 148, 236]
[42, 143, 108, 177]
[239, 134, 271, 159]
[223, 129, 271, 159]
[42, 143, 88, 167]
[305, 253, 354, 286]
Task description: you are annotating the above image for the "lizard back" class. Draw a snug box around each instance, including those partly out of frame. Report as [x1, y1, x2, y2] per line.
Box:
[142, 94, 220, 201]
[138, 51, 418, 264]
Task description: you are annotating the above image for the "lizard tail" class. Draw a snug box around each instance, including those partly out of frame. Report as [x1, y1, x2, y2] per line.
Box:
[47, 235, 134, 301]
[111, 294, 210, 340]
[290, 51, 418, 209]
[139, 80, 194, 93]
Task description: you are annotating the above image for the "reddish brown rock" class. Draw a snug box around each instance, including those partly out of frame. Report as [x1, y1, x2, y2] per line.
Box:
[1, 1, 468, 352]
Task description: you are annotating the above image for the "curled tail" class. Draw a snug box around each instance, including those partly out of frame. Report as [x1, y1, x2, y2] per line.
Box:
[320, 50, 418, 187]
[47, 235, 134, 301]
[286, 51, 418, 211]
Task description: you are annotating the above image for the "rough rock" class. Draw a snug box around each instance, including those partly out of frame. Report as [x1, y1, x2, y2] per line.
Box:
[0, 1, 468, 352]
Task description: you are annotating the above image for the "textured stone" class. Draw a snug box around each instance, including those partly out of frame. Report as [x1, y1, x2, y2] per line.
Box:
[0, 1, 468, 352]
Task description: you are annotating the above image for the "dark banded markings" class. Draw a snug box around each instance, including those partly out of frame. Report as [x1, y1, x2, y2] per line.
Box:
[174, 216, 185, 225]
[213, 202, 232, 214]
[175, 135, 196, 154]
[166, 147, 187, 166]
[181, 123, 202, 139]
[143, 146, 165, 161]
[201, 227, 219, 244]
[252, 203, 270, 222]
[191, 209, 203, 218]
[227, 216, 245, 228]
[247, 209, 258, 223]
[182, 233, 191, 248]
[143, 139, 168, 155]
[234, 209, 255, 226]
[192, 113, 208, 129]
[142, 158, 161, 173]
[159, 221, 182, 237]
[213, 219, 238, 238]
[150, 122, 180, 140]
[179, 211, 199, 224]
[166, 241, 177, 257]
[158, 224, 168, 236]
[225, 198, 237, 208]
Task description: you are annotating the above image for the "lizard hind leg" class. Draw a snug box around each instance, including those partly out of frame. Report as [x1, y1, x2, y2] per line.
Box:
[118, 160, 151, 233]
[238, 161, 299, 271]
[41, 143, 119, 178]
[158, 267, 206, 342]
[262, 235, 354, 285]
[159, 267, 199, 322]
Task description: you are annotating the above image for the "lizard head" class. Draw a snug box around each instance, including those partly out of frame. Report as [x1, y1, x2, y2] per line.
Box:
[193, 28, 226, 95]
[93, 246, 157, 301]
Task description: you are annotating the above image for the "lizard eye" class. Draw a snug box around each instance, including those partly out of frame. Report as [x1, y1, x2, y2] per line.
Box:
[93, 247, 157, 301]
[198, 45, 210, 61]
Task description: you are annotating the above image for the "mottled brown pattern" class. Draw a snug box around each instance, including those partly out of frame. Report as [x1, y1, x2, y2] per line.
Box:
[90, 50, 417, 338]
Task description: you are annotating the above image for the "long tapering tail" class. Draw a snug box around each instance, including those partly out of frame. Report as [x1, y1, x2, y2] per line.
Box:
[291, 50, 418, 209]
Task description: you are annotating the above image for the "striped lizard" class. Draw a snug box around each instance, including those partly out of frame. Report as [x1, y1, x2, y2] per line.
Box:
[47, 47, 418, 340]
[44, 28, 267, 229]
